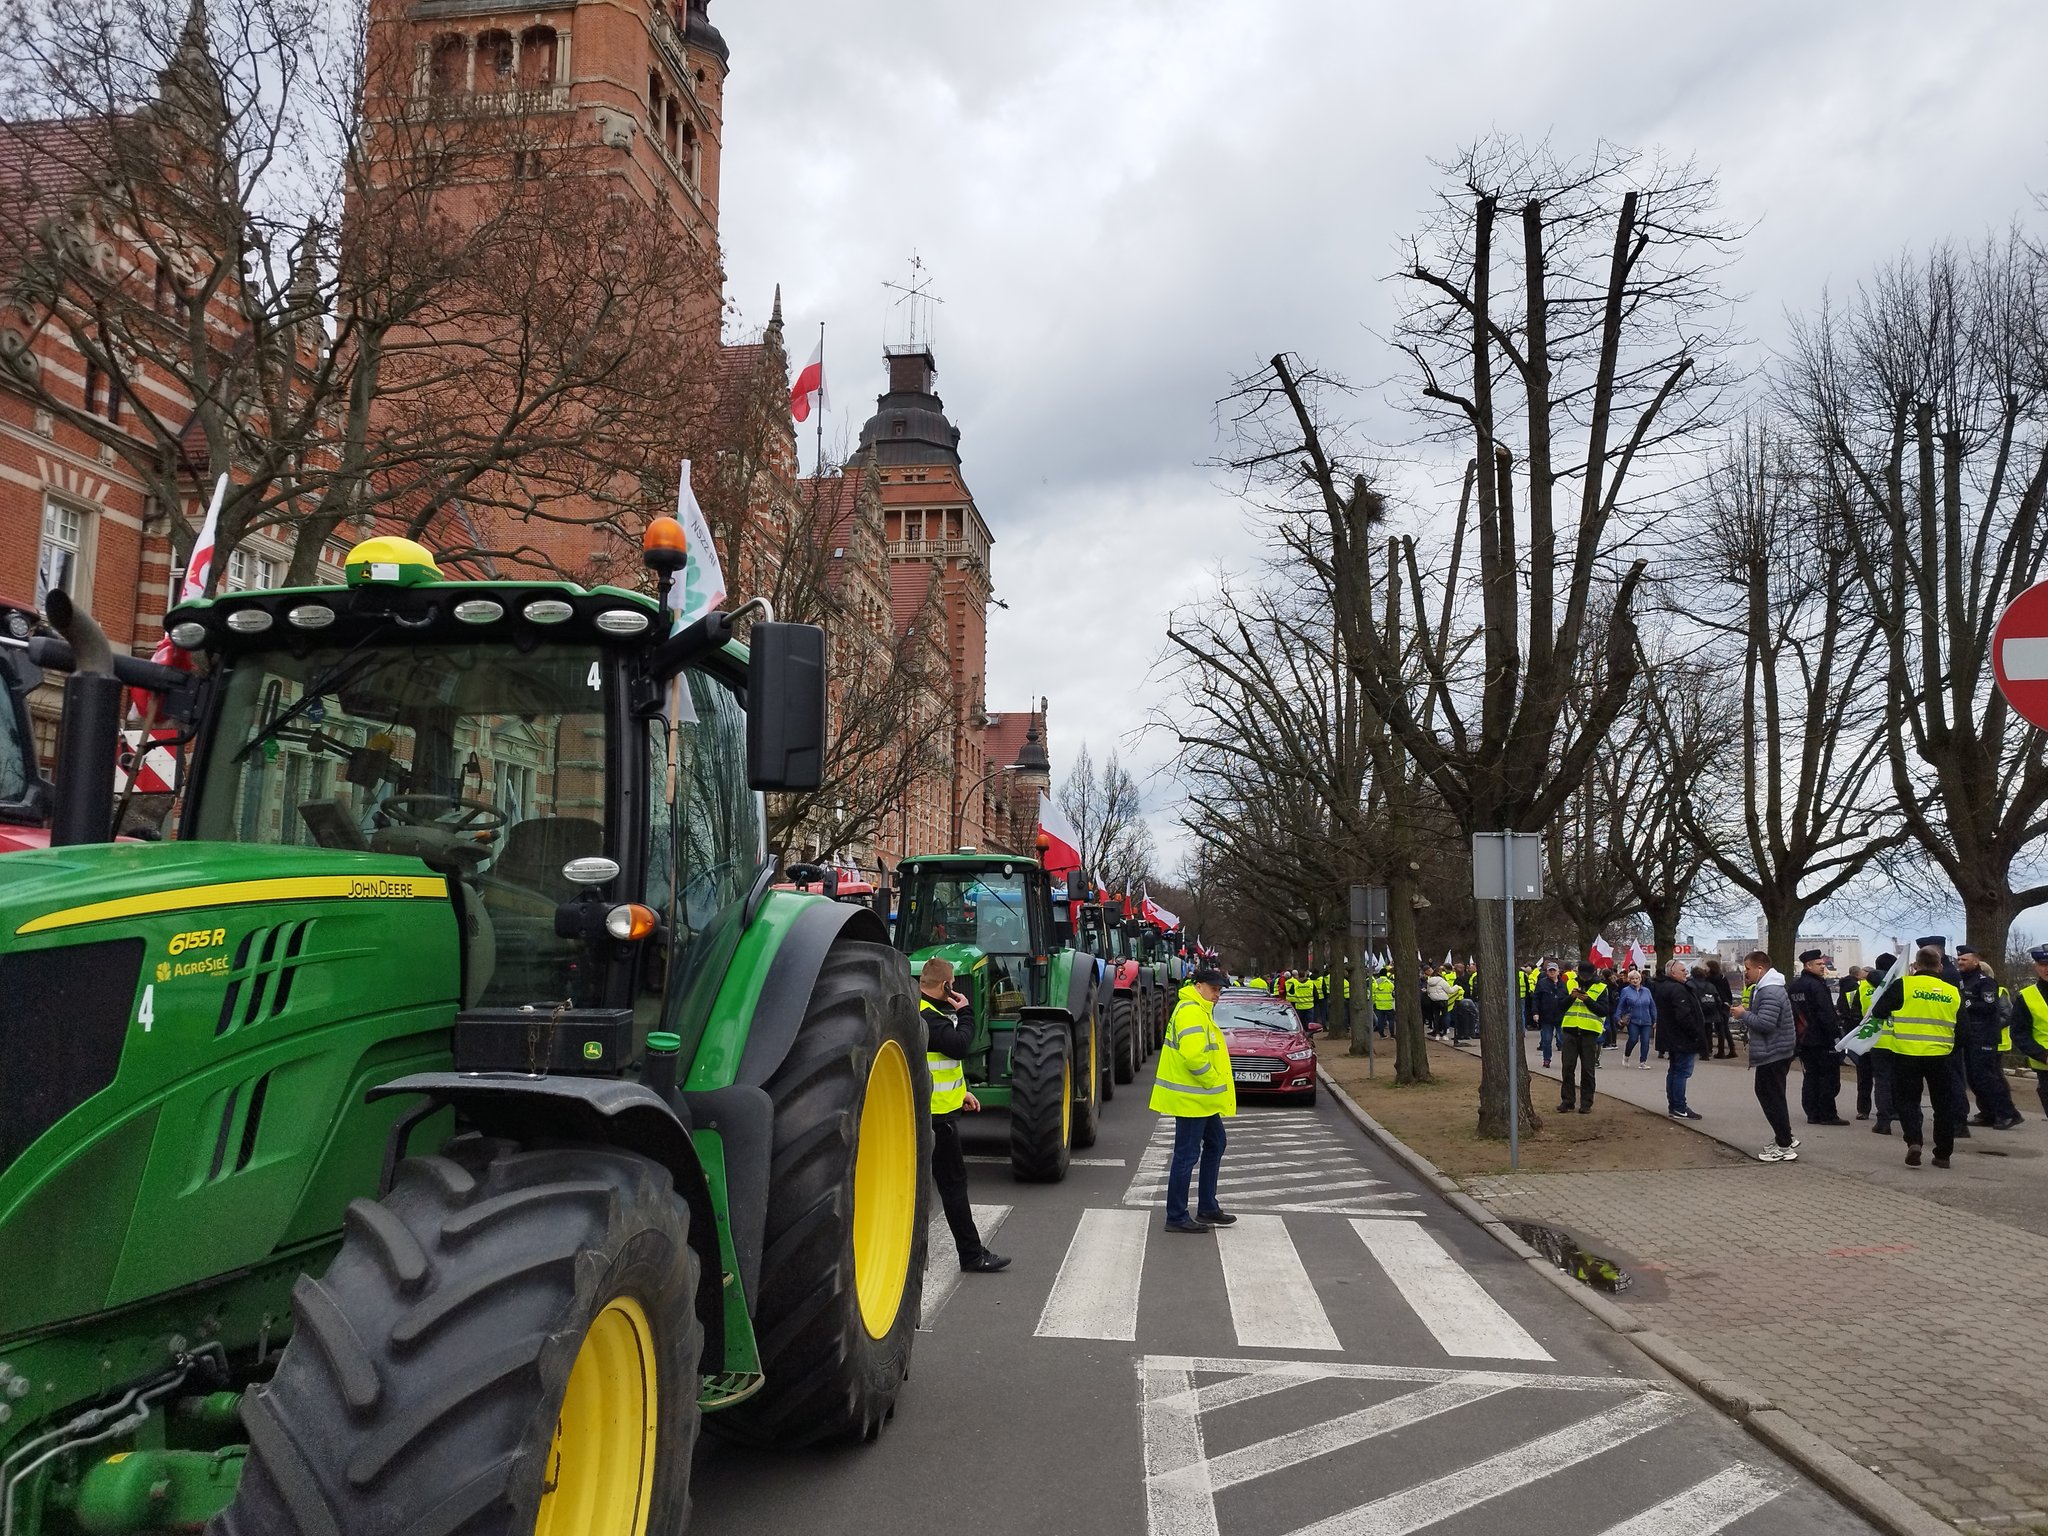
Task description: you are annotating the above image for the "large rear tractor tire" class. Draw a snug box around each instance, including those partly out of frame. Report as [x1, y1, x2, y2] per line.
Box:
[1008, 1016, 1073, 1182]
[1112, 996, 1137, 1085]
[709, 940, 928, 1449]
[1071, 1012, 1103, 1150]
[214, 1143, 700, 1536]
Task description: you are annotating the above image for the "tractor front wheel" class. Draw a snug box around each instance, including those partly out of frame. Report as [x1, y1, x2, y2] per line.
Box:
[1007, 1017, 1073, 1182]
[214, 1143, 700, 1536]
[1111, 996, 1137, 1085]
[709, 939, 929, 1448]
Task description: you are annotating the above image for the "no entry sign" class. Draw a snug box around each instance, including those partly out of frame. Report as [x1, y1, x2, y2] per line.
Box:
[1994, 578, 2048, 728]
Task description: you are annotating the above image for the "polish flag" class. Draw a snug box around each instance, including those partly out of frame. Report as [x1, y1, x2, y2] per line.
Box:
[1141, 892, 1180, 929]
[129, 473, 227, 792]
[1035, 792, 1083, 875]
[1587, 934, 1616, 968]
[789, 336, 828, 423]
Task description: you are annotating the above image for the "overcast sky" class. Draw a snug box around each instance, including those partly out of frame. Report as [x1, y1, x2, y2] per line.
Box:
[714, 0, 2048, 943]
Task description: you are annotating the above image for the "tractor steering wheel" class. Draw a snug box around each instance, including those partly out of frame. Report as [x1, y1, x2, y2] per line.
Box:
[378, 794, 509, 835]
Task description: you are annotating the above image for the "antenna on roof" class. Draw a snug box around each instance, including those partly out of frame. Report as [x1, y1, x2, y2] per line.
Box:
[882, 252, 944, 351]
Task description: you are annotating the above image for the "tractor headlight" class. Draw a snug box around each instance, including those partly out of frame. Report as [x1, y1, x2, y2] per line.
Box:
[594, 608, 650, 636]
[287, 604, 336, 629]
[454, 599, 505, 624]
[168, 621, 208, 648]
[522, 599, 574, 625]
[224, 608, 273, 634]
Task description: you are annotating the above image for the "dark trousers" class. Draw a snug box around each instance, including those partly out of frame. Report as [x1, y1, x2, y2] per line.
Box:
[1754, 1058, 1794, 1148]
[1558, 1029, 1599, 1109]
[1373, 1009, 1394, 1037]
[1712, 1014, 1736, 1056]
[1800, 1054, 1844, 1122]
[1963, 1033, 2017, 1121]
[1166, 1113, 1227, 1223]
[2036, 1070, 2048, 1117]
[931, 1112, 983, 1264]
[1891, 1052, 1960, 1157]
[1666, 1051, 1697, 1113]
[1859, 1049, 1896, 1123]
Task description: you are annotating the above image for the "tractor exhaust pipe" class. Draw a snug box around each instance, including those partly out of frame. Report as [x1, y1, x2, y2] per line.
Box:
[44, 590, 123, 847]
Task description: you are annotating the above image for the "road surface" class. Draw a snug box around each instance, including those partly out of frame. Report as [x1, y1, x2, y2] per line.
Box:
[691, 1083, 1879, 1535]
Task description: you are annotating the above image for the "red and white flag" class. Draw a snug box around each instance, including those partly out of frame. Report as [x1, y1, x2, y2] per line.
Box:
[129, 473, 227, 792]
[790, 334, 828, 423]
[1036, 792, 1083, 875]
[1141, 891, 1180, 929]
[1587, 934, 1616, 968]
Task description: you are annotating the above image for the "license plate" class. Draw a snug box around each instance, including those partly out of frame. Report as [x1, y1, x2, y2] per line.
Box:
[1233, 1070, 1271, 1082]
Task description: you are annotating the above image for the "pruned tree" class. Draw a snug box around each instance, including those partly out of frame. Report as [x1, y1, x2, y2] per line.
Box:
[1225, 137, 1740, 1137]
[1783, 233, 2048, 958]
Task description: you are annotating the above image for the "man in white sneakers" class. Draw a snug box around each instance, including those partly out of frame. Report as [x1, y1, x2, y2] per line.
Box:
[1729, 950, 1799, 1162]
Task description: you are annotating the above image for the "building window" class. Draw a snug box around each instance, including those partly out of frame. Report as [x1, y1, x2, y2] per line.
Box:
[36, 500, 89, 607]
[226, 549, 280, 592]
[83, 359, 101, 414]
[519, 26, 557, 86]
[477, 29, 514, 86]
[429, 34, 467, 94]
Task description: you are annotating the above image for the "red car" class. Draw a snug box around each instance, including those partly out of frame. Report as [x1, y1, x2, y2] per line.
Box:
[1217, 997, 1318, 1105]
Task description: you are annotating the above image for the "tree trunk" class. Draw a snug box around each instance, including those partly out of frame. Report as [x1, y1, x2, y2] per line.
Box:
[1961, 888, 2014, 970]
[1389, 871, 1430, 1083]
[1347, 931, 1371, 1060]
[1762, 906, 1803, 974]
[1474, 896, 1538, 1138]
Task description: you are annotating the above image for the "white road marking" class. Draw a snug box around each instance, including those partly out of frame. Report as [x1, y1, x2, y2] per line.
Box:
[1204, 1374, 1514, 1489]
[1290, 1391, 1677, 1535]
[1140, 1358, 1222, 1536]
[1351, 1219, 1551, 1360]
[1591, 1464, 1786, 1534]
[1217, 1215, 1340, 1351]
[917, 1203, 1010, 1330]
[1036, 1207, 1150, 1341]
[965, 1154, 1126, 1166]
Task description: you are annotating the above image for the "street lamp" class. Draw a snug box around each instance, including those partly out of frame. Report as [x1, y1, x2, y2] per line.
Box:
[953, 760, 1022, 849]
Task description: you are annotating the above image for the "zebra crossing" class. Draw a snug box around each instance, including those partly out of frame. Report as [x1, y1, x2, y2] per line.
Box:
[1138, 1357, 1789, 1536]
[1122, 1112, 1424, 1216]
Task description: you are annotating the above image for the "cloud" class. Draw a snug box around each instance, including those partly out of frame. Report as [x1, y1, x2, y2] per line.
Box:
[713, 0, 2048, 897]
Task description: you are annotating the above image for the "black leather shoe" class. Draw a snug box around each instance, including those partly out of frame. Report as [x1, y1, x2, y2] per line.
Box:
[1993, 1115, 2025, 1130]
[961, 1250, 1012, 1273]
[1165, 1218, 1212, 1235]
[1197, 1209, 1238, 1226]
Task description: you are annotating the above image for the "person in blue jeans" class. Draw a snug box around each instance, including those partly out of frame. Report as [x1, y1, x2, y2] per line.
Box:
[1617, 967, 1657, 1067]
[1652, 959, 1710, 1117]
[1152, 962, 1238, 1233]
[1532, 961, 1569, 1068]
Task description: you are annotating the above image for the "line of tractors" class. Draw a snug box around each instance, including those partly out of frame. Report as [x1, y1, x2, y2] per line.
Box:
[0, 536, 1188, 1534]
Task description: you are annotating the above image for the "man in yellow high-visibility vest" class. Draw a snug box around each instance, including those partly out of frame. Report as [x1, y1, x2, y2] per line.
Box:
[920, 958, 1010, 1271]
[1153, 962, 1237, 1234]
[1868, 945, 1964, 1168]
[2012, 944, 2048, 1117]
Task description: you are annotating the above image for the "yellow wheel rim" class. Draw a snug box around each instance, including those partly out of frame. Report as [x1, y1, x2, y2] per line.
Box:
[852, 1038, 918, 1339]
[534, 1296, 657, 1536]
[1061, 1051, 1072, 1146]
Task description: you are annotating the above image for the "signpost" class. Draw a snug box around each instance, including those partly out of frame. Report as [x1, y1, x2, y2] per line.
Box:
[1993, 578, 2048, 730]
[1472, 834, 1543, 1170]
[1348, 885, 1388, 1074]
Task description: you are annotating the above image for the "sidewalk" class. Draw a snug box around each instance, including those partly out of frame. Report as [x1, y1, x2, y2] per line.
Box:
[1449, 1040, 2048, 1532]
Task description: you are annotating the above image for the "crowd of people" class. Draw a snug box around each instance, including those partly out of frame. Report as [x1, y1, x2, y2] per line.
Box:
[1246, 939, 2048, 1167]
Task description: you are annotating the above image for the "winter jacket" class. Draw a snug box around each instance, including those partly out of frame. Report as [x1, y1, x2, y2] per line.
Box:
[1957, 969, 2004, 1047]
[1532, 976, 1570, 1029]
[1741, 969, 1796, 1066]
[1651, 977, 1710, 1056]
[1787, 970, 1839, 1059]
[1616, 983, 1657, 1029]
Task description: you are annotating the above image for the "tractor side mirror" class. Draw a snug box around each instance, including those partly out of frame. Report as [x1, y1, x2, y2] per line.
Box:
[746, 622, 826, 791]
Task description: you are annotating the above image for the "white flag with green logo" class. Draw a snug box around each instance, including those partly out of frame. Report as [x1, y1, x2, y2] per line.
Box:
[666, 458, 726, 628]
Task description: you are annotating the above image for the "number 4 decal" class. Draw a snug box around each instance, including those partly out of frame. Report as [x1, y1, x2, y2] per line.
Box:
[587, 662, 601, 691]
[138, 984, 155, 1031]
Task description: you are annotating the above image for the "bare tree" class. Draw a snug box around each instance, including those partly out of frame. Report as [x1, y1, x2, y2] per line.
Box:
[1057, 744, 1149, 888]
[1784, 234, 2048, 958]
[1, 0, 720, 588]
[1661, 422, 1899, 962]
[1224, 138, 1740, 1137]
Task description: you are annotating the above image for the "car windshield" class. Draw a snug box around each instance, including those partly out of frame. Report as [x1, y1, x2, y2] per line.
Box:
[1216, 1003, 1297, 1031]
[193, 641, 609, 1006]
[900, 869, 1032, 956]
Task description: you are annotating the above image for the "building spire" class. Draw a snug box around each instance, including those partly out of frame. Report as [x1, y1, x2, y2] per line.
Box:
[151, 0, 227, 139]
[770, 283, 783, 331]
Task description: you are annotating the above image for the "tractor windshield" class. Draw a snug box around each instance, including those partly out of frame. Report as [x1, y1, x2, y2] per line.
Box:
[192, 641, 609, 1005]
[900, 869, 1033, 958]
[0, 669, 30, 807]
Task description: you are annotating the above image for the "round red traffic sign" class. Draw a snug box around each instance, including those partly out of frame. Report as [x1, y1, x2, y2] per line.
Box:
[1993, 578, 2048, 729]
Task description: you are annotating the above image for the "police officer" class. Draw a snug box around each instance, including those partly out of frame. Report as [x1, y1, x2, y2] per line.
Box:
[1370, 964, 1396, 1038]
[1153, 962, 1237, 1234]
[1956, 944, 2022, 1129]
[1789, 949, 1849, 1125]
[1557, 963, 1610, 1113]
[1867, 945, 1962, 1168]
[2016, 945, 2048, 1115]
[919, 958, 1010, 1272]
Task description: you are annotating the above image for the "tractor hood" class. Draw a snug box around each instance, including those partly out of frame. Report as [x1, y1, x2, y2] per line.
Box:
[0, 841, 450, 944]
[905, 941, 989, 981]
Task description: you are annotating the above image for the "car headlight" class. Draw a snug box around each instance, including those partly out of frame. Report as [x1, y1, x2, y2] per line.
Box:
[1285, 1048, 1315, 1061]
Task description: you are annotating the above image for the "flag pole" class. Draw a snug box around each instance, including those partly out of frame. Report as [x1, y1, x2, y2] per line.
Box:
[815, 320, 825, 475]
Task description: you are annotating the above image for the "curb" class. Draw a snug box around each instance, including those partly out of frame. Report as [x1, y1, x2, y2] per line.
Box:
[1316, 1063, 1958, 1536]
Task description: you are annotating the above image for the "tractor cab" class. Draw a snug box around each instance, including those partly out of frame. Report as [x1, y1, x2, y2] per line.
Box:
[897, 857, 1053, 1039]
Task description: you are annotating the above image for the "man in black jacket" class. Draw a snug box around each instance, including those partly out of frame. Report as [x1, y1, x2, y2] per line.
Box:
[1790, 949, 1849, 1125]
[1956, 945, 2022, 1129]
[1532, 963, 1570, 1069]
[920, 958, 1011, 1273]
[1653, 959, 1710, 1119]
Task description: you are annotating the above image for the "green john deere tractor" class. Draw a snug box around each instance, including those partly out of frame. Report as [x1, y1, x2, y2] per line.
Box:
[0, 530, 930, 1535]
[891, 854, 1109, 1181]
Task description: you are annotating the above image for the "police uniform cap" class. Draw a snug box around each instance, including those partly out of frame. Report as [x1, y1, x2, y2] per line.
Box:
[2031, 944, 2048, 965]
[1913, 934, 1946, 950]
[1798, 949, 1824, 963]
[1955, 944, 1977, 957]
